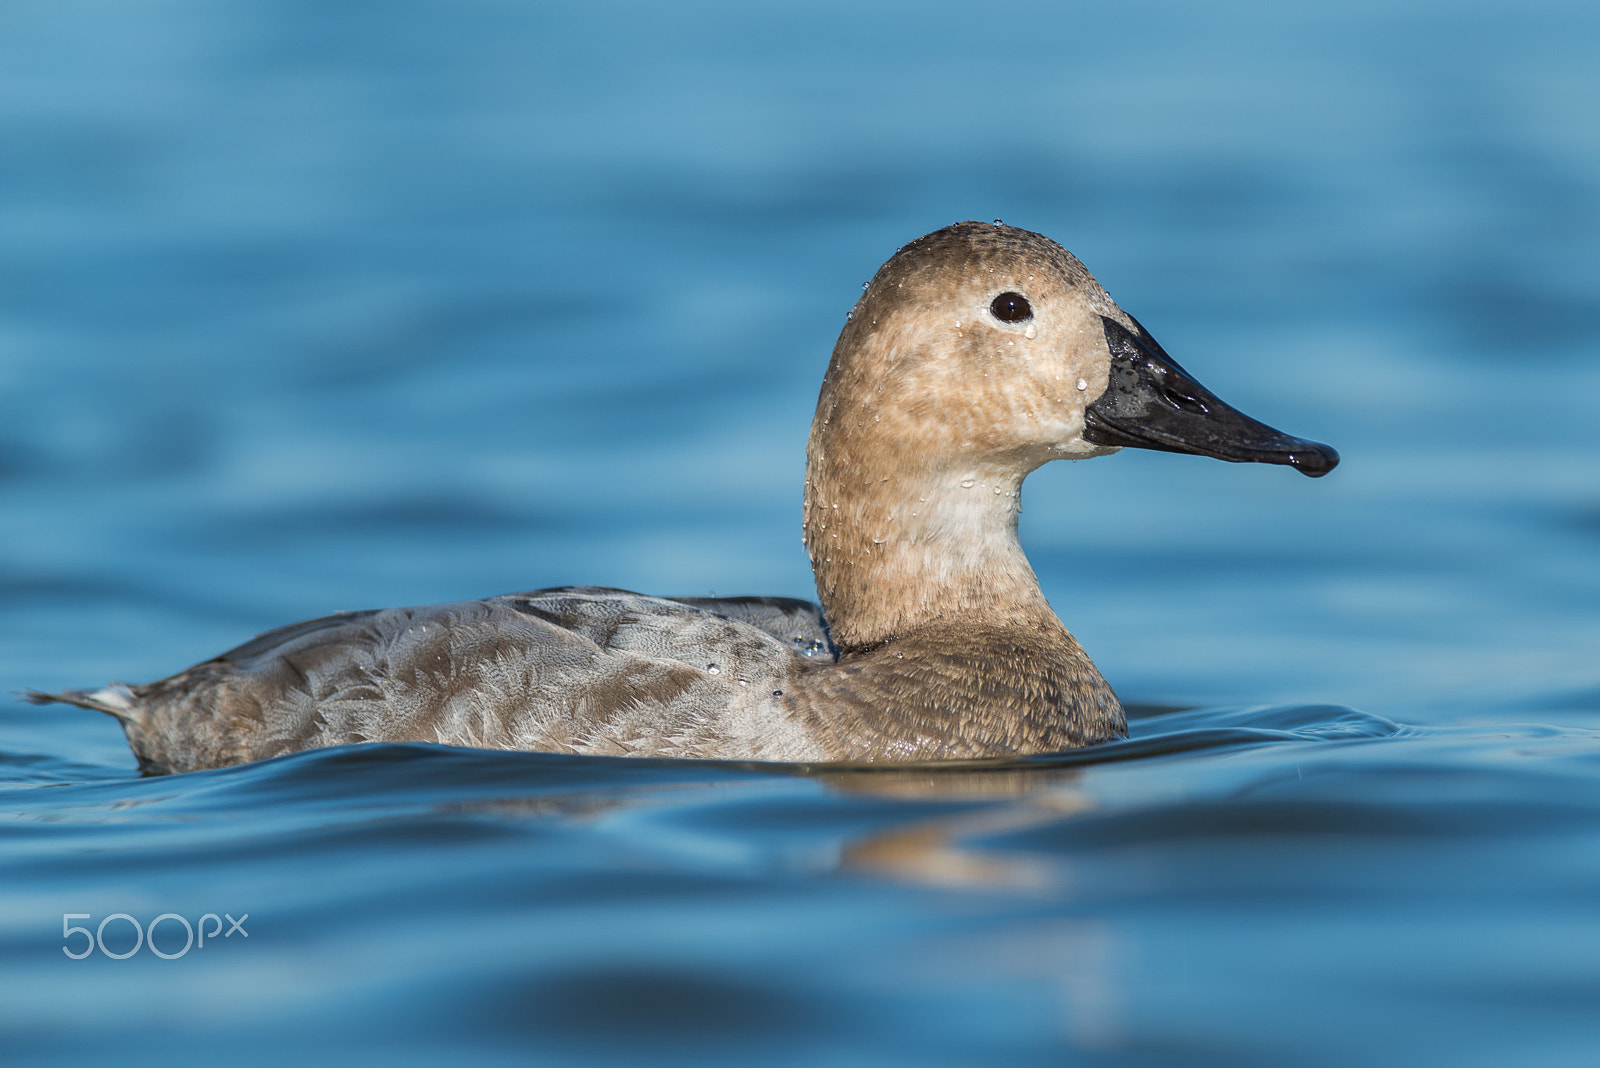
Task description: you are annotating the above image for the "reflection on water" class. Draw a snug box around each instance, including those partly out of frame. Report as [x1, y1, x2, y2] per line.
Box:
[4, 0, 1600, 1064]
[837, 802, 1074, 892]
[817, 764, 1092, 890]
[9, 706, 1600, 1064]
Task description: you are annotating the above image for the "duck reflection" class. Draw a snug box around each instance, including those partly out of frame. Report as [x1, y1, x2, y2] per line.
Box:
[440, 757, 1098, 894]
[812, 762, 1093, 891]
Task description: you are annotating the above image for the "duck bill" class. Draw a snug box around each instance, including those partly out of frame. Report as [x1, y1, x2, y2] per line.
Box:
[1083, 316, 1339, 477]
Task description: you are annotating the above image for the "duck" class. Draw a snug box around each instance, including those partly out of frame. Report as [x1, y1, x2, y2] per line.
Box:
[29, 221, 1338, 774]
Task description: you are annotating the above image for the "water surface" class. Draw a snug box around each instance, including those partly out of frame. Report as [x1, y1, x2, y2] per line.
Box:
[3, 1, 1599, 1064]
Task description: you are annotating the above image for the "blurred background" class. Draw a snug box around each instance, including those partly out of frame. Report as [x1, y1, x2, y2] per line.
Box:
[4, 0, 1598, 730]
[2, 3, 1599, 1063]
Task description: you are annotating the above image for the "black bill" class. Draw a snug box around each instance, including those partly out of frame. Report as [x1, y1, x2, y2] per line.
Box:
[1083, 316, 1339, 477]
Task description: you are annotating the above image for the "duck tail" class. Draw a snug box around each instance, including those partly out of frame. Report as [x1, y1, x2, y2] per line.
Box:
[22, 683, 144, 725]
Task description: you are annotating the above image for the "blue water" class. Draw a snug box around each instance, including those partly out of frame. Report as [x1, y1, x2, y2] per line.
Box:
[4, 1, 1600, 1063]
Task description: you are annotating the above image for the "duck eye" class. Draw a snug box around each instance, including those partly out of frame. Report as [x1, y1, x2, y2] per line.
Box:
[989, 291, 1033, 323]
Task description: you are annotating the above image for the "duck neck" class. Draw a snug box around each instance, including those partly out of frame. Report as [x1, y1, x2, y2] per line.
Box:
[803, 447, 1058, 652]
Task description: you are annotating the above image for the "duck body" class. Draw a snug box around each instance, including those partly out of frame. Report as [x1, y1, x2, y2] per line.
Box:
[48, 585, 1120, 774]
[33, 222, 1335, 774]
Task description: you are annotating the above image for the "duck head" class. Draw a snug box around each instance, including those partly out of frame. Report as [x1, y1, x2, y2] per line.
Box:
[813, 220, 1338, 479]
[804, 221, 1337, 649]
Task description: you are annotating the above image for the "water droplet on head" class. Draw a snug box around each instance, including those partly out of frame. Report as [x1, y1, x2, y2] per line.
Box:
[862, 281, 870, 290]
[993, 219, 1003, 226]
[707, 664, 721, 675]
[1076, 378, 1088, 391]
[960, 478, 976, 488]
[1024, 325, 1036, 339]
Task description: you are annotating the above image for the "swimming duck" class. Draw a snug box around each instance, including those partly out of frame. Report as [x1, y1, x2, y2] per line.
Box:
[31, 222, 1337, 774]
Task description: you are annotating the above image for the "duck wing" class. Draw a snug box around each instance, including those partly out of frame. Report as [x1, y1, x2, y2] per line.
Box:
[33, 586, 831, 773]
[653, 592, 833, 660]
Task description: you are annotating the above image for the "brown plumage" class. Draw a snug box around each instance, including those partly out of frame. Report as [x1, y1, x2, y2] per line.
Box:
[29, 222, 1336, 774]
